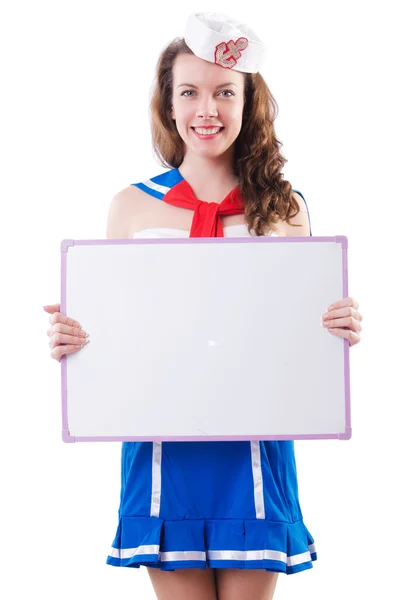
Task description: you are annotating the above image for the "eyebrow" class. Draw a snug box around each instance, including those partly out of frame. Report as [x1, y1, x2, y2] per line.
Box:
[177, 82, 238, 89]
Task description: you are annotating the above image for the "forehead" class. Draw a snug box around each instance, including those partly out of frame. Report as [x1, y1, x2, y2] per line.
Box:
[172, 53, 244, 88]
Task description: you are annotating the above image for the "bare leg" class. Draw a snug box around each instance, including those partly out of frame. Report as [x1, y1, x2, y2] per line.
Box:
[146, 566, 218, 600]
[215, 568, 278, 600]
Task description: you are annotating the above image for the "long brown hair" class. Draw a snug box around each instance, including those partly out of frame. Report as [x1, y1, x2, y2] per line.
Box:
[149, 37, 301, 236]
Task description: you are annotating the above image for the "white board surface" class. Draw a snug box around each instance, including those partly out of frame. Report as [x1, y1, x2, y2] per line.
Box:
[60, 236, 351, 442]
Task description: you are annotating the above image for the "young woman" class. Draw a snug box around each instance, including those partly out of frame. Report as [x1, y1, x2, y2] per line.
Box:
[44, 12, 363, 600]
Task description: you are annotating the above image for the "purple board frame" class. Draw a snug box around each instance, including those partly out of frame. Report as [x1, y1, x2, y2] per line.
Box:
[60, 235, 351, 443]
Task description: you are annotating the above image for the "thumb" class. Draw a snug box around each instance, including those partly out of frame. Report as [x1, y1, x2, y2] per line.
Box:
[43, 303, 61, 314]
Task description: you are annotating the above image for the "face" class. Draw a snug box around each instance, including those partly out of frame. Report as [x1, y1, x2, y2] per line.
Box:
[171, 53, 245, 159]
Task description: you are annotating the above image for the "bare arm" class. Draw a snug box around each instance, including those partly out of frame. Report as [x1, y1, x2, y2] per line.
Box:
[282, 192, 311, 237]
[106, 187, 137, 239]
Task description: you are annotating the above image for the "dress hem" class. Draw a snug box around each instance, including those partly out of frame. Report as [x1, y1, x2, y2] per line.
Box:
[106, 515, 317, 575]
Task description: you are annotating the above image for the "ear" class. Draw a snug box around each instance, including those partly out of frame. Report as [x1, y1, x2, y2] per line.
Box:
[171, 106, 175, 120]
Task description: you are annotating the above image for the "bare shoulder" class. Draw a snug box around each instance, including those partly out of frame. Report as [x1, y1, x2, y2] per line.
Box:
[106, 185, 154, 239]
[274, 191, 311, 237]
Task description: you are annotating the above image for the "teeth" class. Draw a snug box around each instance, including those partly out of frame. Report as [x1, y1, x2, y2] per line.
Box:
[194, 127, 222, 135]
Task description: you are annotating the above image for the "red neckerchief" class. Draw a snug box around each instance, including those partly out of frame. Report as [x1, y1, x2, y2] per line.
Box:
[162, 180, 245, 237]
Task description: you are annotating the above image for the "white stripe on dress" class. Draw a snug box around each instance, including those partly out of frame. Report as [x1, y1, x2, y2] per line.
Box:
[250, 441, 266, 518]
[108, 545, 316, 565]
[286, 549, 313, 566]
[160, 550, 207, 562]
[142, 179, 171, 195]
[150, 442, 162, 517]
[108, 544, 159, 559]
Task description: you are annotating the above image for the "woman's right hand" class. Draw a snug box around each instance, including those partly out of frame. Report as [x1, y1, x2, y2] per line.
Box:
[43, 304, 89, 362]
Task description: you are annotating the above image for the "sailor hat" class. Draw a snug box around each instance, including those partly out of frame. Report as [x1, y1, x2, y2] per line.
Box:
[184, 12, 267, 74]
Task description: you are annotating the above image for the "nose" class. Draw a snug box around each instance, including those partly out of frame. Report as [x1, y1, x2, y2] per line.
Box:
[196, 97, 218, 119]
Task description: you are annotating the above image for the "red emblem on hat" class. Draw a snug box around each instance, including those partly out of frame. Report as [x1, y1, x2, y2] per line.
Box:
[214, 37, 249, 69]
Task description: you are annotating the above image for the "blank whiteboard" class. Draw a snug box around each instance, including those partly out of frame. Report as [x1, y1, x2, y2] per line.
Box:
[60, 236, 351, 443]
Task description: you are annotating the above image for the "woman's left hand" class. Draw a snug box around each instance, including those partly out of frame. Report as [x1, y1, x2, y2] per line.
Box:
[322, 297, 363, 347]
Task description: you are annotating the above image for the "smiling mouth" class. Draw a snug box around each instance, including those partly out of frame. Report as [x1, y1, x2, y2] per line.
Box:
[191, 127, 225, 136]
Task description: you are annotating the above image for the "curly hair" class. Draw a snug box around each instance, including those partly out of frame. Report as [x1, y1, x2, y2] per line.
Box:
[149, 37, 302, 236]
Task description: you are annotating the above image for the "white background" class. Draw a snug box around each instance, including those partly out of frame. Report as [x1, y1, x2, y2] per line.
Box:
[1, 0, 395, 598]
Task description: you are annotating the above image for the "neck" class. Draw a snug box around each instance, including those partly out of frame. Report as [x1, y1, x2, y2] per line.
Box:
[178, 150, 239, 191]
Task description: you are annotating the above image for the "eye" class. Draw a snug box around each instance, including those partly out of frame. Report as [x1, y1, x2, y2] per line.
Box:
[180, 90, 235, 97]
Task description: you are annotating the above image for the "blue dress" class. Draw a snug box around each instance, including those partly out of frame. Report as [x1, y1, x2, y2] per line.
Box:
[106, 169, 317, 575]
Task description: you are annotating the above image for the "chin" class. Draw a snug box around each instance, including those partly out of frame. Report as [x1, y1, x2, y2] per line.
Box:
[194, 147, 231, 159]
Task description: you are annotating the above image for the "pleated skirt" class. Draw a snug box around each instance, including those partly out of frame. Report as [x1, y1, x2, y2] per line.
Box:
[106, 440, 317, 574]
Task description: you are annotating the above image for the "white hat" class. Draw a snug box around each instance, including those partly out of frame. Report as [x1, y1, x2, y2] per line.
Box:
[184, 12, 267, 74]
